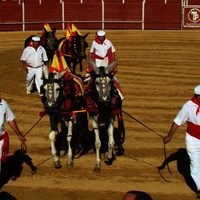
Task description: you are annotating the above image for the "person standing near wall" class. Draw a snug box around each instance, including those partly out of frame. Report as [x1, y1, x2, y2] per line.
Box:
[20, 36, 49, 96]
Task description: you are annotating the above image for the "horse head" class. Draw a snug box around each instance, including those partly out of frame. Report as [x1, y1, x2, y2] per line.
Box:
[43, 28, 57, 51]
[40, 27, 57, 63]
[89, 58, 117, 103]
[72, 32, 89, 59]
[41, 66, 66, 109]
[57, 32, 89, 73]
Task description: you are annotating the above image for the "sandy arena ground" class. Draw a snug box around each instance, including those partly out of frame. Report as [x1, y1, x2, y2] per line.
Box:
[0, 29, 200, 200]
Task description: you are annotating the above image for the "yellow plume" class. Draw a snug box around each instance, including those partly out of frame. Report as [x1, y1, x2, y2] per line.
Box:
[66, 23, 72, 39]
[44, 23, 52, 32]
[71, 23, 82, 35]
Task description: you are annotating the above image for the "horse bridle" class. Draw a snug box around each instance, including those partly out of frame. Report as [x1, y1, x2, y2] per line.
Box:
[42, 77, 63, 108]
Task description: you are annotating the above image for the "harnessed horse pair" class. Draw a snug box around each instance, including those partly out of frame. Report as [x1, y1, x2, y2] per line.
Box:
[40, 58, 125, 171]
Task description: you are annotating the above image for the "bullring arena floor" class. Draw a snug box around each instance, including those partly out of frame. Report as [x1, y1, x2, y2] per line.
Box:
[0, 29, 200, 200]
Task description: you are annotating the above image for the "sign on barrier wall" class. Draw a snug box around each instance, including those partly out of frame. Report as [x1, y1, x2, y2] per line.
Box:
[183, 5, 200, 28]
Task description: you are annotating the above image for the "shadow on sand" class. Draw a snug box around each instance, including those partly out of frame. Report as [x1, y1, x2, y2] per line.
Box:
[0, 149, 37, 199]
[0, 191, 17, 200]
[157, 148, 197, 193]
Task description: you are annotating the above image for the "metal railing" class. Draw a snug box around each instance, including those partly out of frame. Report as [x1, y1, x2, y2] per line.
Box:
[0, 0, 146, 31]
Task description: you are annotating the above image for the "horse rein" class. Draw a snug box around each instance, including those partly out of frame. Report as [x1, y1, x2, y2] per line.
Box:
[20, 115, 45, 152]
[122, 110, 172, 182]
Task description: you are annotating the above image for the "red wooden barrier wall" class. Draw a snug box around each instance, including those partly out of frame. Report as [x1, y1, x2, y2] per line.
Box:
[0, 0, 199, 30]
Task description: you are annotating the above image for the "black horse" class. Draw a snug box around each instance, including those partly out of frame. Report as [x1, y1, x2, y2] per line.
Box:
[41, 66, 90, 168]
[57, 32, 89, 74]
[40, 26, 57, 64]
[85, 59, 125, 172]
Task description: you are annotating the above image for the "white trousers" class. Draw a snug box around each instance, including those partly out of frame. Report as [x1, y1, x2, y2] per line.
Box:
[186, 133, 200, 190]
[26, 67, 43, 94]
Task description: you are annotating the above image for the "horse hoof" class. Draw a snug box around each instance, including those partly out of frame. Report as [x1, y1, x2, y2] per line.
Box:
[60, 150, 66, 157]
[93, 166, 101, 173]
[104, 157, 115, 166]
[104, 160, 112, 166]
[67, 162, 73, 168]
[54, 160, 61, 169]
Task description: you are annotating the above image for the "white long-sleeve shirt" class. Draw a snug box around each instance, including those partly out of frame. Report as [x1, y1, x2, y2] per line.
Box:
[20, 46, 48, 68]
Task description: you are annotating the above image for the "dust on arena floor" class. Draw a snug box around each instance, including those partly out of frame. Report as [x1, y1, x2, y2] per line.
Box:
[0, 30, 200, 200]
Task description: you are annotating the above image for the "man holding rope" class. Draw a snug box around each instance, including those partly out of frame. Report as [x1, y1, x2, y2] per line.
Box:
[0, 98, 26, 163]
[163, 85, 200, 199]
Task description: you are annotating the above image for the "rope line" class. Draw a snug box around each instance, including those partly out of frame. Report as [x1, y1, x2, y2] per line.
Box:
[122, 109, 172, 181]
[23, 115, 44, 137]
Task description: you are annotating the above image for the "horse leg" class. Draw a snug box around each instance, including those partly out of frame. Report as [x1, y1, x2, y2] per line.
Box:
[92, 116, 101, 172]
[104, 121, 116, 166]
[59, 120, 67, 157]
[49, 130, 61, 168]
[66, 120, 73, 168]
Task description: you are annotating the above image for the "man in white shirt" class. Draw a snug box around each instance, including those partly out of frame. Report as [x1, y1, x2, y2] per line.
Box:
[89, 29, 116, 67]
[0, 98, 26, 162]
[20, 36, 49, 96]
[163, 85, 200, 199]
[86, 30, 124, 100]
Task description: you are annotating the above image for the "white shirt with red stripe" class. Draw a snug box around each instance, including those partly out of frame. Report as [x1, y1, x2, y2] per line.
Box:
[0, 99, 15, 136]
[90, 39, 116, 58]
[174, 99, 200, 139]
[90, 39, 116, 67]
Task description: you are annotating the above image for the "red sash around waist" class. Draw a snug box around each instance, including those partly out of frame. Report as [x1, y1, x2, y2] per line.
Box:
[0, 132, 9, 162]
[187, 122, 200, 140]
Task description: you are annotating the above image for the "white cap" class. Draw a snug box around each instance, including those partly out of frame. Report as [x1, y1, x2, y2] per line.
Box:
[97, 30, 106, 37]
[32, 36, 40, 42]
[194, 85, 200, 95]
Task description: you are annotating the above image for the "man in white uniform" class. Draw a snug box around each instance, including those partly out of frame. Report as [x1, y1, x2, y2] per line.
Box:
[86, 30, 124, 100]
[89, 29, 116, 67]
[20, 36, 49, 96]
[0, 98, 26, 162]
[163, 85, 200, 199]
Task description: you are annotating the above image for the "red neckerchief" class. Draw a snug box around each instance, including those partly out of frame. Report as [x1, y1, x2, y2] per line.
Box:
[191, 96, 200, 115]
[95, 35, 105, 44]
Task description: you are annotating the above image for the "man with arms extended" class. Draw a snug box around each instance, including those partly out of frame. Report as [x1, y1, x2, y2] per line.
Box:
[0, 98, 26, 163]
[163, 85, 200, 199]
